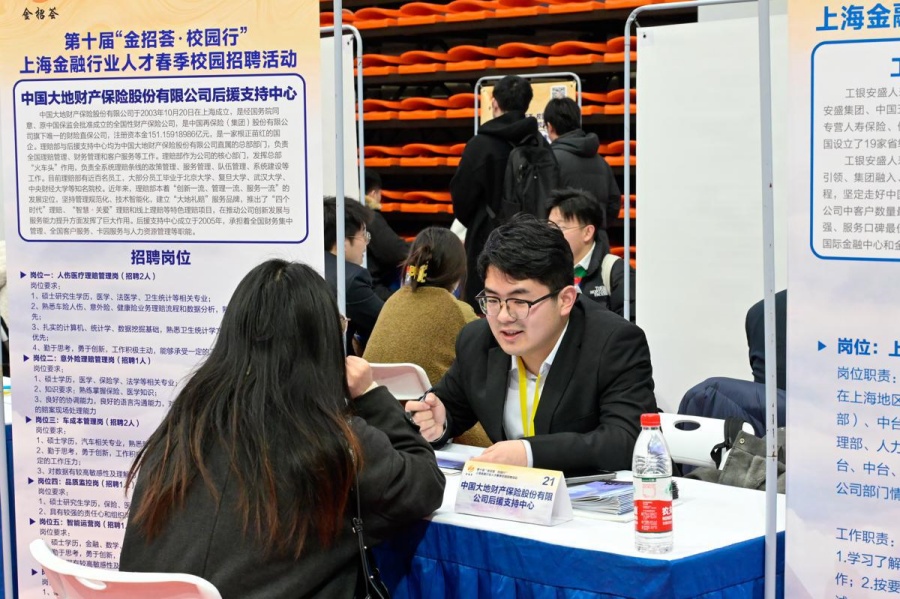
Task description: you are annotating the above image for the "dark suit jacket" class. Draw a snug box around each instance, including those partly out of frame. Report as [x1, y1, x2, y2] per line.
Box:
[433, 297, 656, 474]
[323, 252, 384, 346]
[119, 387, 445, 599]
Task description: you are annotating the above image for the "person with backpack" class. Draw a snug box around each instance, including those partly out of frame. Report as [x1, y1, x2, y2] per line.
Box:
[547, 188, 636, 321]
[451, 75, 558, 310]
[543, 97, 622, 234]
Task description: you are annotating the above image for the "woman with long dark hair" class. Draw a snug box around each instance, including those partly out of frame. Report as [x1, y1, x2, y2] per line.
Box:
[119, 259, 445, 598]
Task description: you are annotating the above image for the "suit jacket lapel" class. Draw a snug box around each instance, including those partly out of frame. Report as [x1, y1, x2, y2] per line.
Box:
[484, 346, 511, 441]
[533, 304, 584, 435]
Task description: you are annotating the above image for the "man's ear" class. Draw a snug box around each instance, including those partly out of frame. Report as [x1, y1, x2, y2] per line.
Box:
[558, 285, 578, 316]
[582, 224, 596, 244]
[546, 122, 556, 139]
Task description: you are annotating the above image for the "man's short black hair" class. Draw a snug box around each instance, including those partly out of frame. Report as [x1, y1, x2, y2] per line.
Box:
[543, 97, 581, 136]
[547, 187, 606, 230]
[364, 170, 381, 195]
[492, 75, 533, 113]
[323, 196, 372, 252]
[477, 213, 573, 291]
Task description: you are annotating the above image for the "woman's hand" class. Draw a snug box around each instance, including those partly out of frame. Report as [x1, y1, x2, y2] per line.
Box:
[346, 356, 376, 399]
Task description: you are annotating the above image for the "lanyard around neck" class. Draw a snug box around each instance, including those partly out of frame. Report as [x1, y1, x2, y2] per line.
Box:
[517, 357, 542, 437]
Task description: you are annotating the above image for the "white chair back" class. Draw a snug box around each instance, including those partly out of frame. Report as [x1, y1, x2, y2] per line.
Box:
[369, 363, 431, 401]
[658, 413, 755, 469]
[29, 539, 222, 599]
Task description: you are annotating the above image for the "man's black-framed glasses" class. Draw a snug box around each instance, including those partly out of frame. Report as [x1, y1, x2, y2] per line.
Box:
[475, 290, 561, 320]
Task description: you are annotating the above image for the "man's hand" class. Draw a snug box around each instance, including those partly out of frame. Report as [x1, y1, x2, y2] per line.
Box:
[404, 392, 446, 442]
[474, 440, 527, 467]
[345, 356, 375, 399]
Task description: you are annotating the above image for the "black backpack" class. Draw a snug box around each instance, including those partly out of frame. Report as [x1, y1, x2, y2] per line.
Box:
[486, 133, 560, 227]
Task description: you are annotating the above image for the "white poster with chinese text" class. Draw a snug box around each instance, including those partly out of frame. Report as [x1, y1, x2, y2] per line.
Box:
[788, 2, 900, 597]
[0, 1, 323, 596]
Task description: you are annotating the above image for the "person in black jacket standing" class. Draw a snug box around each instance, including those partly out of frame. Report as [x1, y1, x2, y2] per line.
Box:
[547, 188, 636, 321]
[450, 74, 540, 310]
[363, 170, 409, 300]
[543, 97, 621, 233]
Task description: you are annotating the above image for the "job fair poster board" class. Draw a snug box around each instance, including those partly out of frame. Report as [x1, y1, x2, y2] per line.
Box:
[788, 2, 900, 597]
[479, 79, 578, 138]
[0, 0, 322, 595]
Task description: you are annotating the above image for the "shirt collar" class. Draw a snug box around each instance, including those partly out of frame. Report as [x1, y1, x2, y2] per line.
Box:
[576, 242, 596, 271]
[509, 320, 570, 377]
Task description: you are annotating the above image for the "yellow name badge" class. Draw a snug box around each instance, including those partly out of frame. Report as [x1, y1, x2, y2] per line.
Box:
[454, 461, 573, 526]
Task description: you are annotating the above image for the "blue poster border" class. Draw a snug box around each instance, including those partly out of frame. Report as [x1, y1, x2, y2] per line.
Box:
[810, 37, 900, 263]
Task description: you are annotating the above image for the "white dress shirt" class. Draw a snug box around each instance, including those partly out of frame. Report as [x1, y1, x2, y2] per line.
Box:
[574, 241, 595, 293]
[503, 322, 569, 467]
[576, 241, 596, 273]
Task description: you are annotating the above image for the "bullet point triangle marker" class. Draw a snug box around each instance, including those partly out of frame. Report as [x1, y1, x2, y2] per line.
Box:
[818, 341, 826, 351]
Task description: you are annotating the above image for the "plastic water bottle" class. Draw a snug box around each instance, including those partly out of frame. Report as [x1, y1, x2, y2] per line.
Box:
[632, 412, 674, 553]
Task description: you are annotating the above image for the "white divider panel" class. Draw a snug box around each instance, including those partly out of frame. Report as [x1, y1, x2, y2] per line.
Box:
[321, 35, 360, 200]
[636, 16, 788, 411]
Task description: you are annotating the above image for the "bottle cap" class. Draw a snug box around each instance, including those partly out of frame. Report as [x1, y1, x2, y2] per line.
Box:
[640, 413, 661, 427]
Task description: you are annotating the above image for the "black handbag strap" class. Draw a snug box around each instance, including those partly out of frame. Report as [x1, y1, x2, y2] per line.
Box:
[353, 468, 389, 599]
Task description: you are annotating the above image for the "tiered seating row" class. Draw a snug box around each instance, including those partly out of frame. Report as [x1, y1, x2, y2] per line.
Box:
[379, 190, 636, 221]
[321, 0, 682, 28]
[361, 88, 636, 122]
[358, 37, 637, 77]
[364, 139, 635, 168]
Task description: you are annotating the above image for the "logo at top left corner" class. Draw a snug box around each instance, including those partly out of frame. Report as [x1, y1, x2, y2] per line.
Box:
[22, 2, 59, 22]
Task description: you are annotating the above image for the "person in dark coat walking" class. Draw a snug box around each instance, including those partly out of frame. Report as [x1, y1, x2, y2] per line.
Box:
[543, 97, 621, 232]
[450, 74, 540, 310]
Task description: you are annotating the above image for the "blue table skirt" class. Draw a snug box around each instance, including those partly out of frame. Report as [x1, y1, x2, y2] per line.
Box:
[374, 521, 784, 599]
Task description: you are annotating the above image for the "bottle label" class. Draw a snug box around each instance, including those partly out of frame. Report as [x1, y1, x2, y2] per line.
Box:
[634, 476, 673, 534]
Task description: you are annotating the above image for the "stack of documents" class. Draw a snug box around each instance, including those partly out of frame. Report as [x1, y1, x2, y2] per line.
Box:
[567, 480, 634, 515]
[434, 446, 482, 473]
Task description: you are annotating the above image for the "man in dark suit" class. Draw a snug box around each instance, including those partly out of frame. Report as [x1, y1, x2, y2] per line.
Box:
[323, 197, 384, 353]
[407, 214, 656, 474]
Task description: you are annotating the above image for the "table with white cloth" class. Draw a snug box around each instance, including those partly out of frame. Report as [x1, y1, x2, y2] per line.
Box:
[373, 445, 785, 599]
